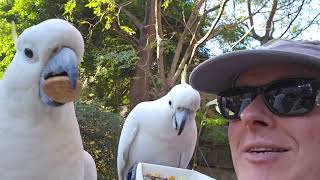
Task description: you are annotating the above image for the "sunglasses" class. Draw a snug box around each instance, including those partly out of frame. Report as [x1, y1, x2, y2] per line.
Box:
[218, 78, 320, 120]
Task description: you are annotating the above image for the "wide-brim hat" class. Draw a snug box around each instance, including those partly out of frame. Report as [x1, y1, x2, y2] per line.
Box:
[190, 39, 320, 94]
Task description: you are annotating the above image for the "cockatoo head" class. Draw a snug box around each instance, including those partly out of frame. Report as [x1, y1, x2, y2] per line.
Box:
[3, 19, 84, 107]
[166, 83, 201, 135]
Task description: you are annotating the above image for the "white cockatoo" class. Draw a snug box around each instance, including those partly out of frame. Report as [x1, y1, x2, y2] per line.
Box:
[0, 19, 96, 180]
[117, 83, 201, 180]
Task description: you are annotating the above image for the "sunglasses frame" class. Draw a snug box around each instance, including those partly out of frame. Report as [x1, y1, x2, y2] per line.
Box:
[217, 78, 320, 120]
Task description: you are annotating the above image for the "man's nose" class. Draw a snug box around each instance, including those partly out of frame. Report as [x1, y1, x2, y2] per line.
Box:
[239, 95, 276, 131]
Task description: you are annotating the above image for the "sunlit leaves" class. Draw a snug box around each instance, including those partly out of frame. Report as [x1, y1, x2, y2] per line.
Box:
[0, 0, 48, 78]
[84, 0, 117, 30]
[8, 0, 43, 24]
[64, 0, 76, 21]
[64, 0, 76, 12]
[104, 16, 113, 29]
[0, 18, 15, 77]
[85, 0, 115, 16]
[120, 25, 135, 35]
[161, 0, 172, 10]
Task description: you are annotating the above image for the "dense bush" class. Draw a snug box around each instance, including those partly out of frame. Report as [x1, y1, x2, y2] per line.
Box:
[75, 102, 124, 180]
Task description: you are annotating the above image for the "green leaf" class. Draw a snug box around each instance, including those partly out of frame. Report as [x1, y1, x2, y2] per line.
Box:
[64, 0, 76, 16]
[120, 25, 136, 35]
[161, 0, 172, 10]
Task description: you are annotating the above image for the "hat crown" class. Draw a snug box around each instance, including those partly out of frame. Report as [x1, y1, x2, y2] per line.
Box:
[189, 39, 320, 94]
[259, 39, 320, 58]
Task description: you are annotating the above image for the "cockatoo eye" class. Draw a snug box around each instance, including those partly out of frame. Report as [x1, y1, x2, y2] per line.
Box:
[24, 48, 34, 58]
[169, 100, 172, 106]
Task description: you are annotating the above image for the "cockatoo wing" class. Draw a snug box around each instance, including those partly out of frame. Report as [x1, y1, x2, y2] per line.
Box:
[83, 150, 97, 180]
[179, 137, 197, 168]
[117, 108, 140, 180]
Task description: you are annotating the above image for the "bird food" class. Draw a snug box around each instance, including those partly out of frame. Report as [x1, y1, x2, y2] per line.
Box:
[44, 76, 82, 103]
[143, 173, 175, 180]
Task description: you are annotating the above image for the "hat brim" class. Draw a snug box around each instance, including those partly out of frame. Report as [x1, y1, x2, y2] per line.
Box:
[190, 49, 320, 94]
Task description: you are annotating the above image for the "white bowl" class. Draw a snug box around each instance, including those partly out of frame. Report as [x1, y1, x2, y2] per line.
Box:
[135, 162, 216, 180]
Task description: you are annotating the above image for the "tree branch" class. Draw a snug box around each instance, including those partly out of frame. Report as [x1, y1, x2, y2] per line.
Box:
[170, 38, 196, 86]
[116, 3, 144, 31]
[171, 0, 229, 85]
[154, 0, 167, 91]
[279, 0, 306, 38]
[203, 4, 221, 16]
[228, 26, 255, 51]
[168, 11, 206, 86]
[197, 0, 229, 45]
[112, 22, 139, 49]
[264, 0, 278, 43]
[207, 0, 268, 41]
[290, 12, 320, 39]
[167, 0, 206, 84]
[247, 0, 262, 41]
[276, 0, 298, 11]
[270, 21, 275, 37]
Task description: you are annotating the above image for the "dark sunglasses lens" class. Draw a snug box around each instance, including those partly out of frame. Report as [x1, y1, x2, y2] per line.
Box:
[219, 90, 256, 119]
[264, 83, 315, 115]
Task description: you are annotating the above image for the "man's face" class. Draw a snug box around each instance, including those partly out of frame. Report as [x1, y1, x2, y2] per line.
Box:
[228, 64, 320, 180]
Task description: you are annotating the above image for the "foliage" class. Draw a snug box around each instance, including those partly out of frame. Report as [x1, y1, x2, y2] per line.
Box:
[161, 0, 172, 10]
[0, 19, 15, 77]
[76, 102, 124, 180]
[85, 0, 116, 29]
[195, 104, 229, 144]
[0, 0, 68, 77]
[201, 112, 229, 144]
[0, 0, 138, 112]
[65, 0, 211, 104]
[80, 42, 137, 112]
[201, 125, 229, 144]
[215, 24, 253, 52]
[63, 0, 141, 111]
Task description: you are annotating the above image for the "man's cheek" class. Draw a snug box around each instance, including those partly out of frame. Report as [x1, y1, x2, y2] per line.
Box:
[228, 123, 241, 149]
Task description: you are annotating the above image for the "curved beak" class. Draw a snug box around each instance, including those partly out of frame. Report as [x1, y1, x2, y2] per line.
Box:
[39, 47, 79, 107]
[172, 108, 191, 136]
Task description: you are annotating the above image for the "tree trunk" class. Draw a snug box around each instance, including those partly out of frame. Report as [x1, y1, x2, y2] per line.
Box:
[129, 47, 154, 109]
[129, 0, 156, 109]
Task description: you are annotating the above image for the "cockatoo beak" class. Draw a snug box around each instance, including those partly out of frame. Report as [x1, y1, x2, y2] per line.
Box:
[172, 108, 191, 136]
[39, 47, 79, 107]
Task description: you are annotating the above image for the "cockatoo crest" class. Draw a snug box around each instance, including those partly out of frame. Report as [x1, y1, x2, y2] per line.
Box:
[166, 83, 201, 113]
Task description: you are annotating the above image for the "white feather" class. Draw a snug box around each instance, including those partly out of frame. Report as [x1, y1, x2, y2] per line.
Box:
[0, 19, 96, 180]
[117, 83, 201, 180]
